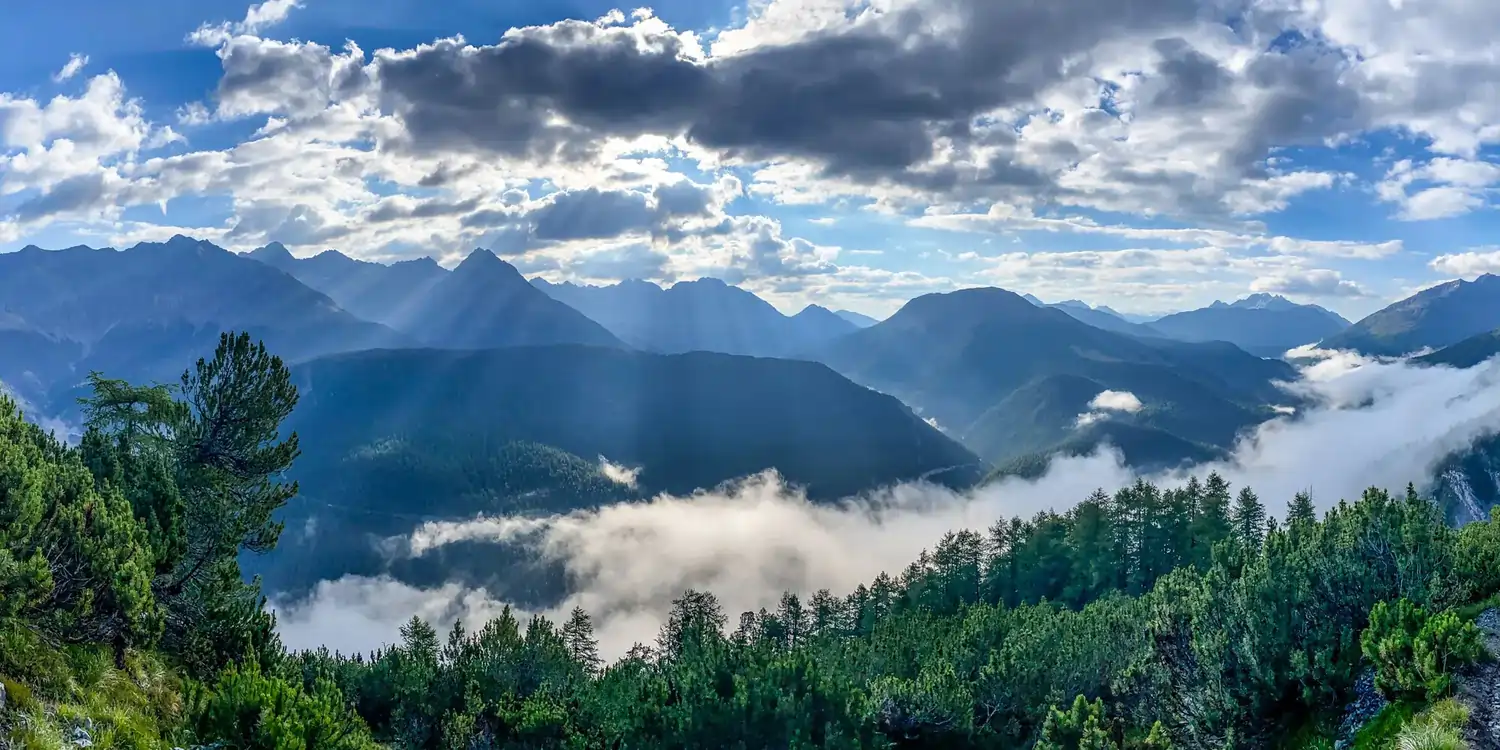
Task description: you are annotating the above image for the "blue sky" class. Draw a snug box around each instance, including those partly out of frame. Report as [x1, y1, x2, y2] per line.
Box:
[3, 0, 1500, 319]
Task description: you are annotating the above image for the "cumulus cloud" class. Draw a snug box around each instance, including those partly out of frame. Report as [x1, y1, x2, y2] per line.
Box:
[1431, 249, 1500, 279]
[1090, 390, 1144, 413]
[274, 353, 1500, 659]
[1076, 389, 1144, 427]
[52, 54, 89, 83]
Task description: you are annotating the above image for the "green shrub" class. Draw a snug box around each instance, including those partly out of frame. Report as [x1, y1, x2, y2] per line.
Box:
[1362, 600, 1485, 700]
[187, 661, 376, 750]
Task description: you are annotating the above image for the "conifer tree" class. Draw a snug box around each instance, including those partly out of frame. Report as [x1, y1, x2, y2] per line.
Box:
[1287, 491, 1317, 527]
[1232, 486, 1267, 549]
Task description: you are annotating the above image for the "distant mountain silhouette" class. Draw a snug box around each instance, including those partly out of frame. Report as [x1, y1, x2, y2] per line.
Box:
[1322, 275, 1500, 356]
[816, 287, 1297, 465]
[401, 250, 623, 349]
[834, 309, 881, 328]
[532, 277, 851, 356]
[1149, 294, 1350, 357]
[247, 243, 447, 326]
[0, 236, 406, 405]
[1022, 295, 1164, 337]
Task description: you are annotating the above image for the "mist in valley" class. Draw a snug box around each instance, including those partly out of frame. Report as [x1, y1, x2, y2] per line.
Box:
[274, 348, 1500, 659]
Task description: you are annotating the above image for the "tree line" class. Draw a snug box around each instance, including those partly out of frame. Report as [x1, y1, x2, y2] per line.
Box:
[2, 332, 1499, 749]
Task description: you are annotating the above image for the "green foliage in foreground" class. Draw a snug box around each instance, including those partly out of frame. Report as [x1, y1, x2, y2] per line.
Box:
[1363, 600, 1485, 701]
[4, 332, 1500, 750]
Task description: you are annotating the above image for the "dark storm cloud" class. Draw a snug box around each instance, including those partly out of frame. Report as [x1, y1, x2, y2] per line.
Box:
[368, 0, 1205, 179]
[531, 188, 656, 241]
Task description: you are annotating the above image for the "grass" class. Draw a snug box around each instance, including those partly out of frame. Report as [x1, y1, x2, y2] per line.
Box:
[0, 619, 184, 750]
[1353, 702, 1421, 750]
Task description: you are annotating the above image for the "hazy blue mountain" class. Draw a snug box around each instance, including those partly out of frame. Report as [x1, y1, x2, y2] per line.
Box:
[834, 309, 880, 328]
[1051, 301, 1164, 337]
[246, 243, 448, 326]
[1096, 305, 1159, 325]
[402, 250, 624, 349]
[0, 236, 407, 405]
[792, 305, 859, 341]
[1148, 294, 1350, 357]
[816, 287, 1297, 465]
[1416, 328, 1500, 368]
[1021, 295, 1164, 337]
[1321, 275, 1500, 356]
[532, 277, 851, 356]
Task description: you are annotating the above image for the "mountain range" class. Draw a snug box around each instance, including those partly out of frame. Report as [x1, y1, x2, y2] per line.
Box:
[12, 235, 1500, 528]
[1148, 294, 1351, 357]
[530, 277, 857, 356]
[0, 236, 407, 407]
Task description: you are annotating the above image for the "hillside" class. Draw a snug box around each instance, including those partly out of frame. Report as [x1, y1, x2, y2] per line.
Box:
[533, 277, 853, 356]
[286, 345, 982, 500]
[0, 236, 407, 403]
[401, 250, 624, 349]
[816, 287, 1297, 465]
[1323, 274, 1500, 356]
[1415, 328, 1500, 368]
[1149, 294, 1350, 357]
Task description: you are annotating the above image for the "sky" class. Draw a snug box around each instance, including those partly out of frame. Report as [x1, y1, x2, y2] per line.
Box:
[4, 0, 1500, 318]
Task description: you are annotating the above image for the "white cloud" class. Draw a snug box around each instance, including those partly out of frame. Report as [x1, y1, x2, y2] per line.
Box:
[1431, 248, 1500, 279]
[52, 54, 89, 83]
[1251, 269, 1368, 299]
[599, 458, 641, 489]
[1089, 390, 1143, 413]
[188, 0, 305, 46]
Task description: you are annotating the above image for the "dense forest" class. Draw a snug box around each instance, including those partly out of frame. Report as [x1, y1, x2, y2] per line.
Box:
[5, 333, 1500, 749]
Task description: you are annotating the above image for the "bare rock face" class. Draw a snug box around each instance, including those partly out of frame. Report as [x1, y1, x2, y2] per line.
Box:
[1457, 608, 1500, 750]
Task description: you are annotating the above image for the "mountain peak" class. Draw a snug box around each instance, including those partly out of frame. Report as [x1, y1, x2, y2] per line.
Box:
[453, 248, 524, 282]
[312, 248, 357, 263]
[249, 242, 295, 263]
[1231, 293, 1297, 311]
[795, 304, 841, 321]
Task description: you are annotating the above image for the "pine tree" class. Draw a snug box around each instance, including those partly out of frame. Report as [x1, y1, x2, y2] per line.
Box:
[562, 606, 602, 676]
[1190, 473, 1232, 567]
[1231, 486, 1267, 549]
[1287, 491, 1317, 527]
